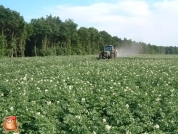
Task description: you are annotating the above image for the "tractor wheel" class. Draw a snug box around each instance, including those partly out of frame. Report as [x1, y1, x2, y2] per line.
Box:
[110, 54, 114, 59]
[114, 52, 117, 58]
[99, 54, 102, 59]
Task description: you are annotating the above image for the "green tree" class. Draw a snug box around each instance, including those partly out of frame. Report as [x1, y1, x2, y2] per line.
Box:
[78, 27, 91, 54]
[0, 34, 6, 57]
[0, 5, 26, 57]
[112, 36, 122, 48]
[28, 15, 62, 56]
[88, 27, 100, 54]
[99, 31, 112, 50]
[60, 19, 78, 55]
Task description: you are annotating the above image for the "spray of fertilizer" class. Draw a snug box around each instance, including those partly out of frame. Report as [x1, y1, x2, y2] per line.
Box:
[116, 43, 142, 57]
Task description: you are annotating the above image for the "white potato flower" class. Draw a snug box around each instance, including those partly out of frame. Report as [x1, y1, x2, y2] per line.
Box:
[76, 115, 81, 119]
[126, 104, 129, 108]
[154, 124, 159, 129]
[105, 125, 112, 131]
[10, 107, 14, 111]
[93, 131, 96, 134]
[82, 98, 85, 102]
[36, 112, 40, 115]
[69, 85, 73, 90]
[126, 130, 132, 134]
[103, 118, 106, 123]
[47, 101, 52, 105]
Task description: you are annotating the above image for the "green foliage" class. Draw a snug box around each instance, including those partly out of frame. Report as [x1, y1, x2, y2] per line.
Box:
[0, 5, 26, 57]
[1, 4, 178, 57]
[0, 55, 178, 133]
[0, 34, 6, 57]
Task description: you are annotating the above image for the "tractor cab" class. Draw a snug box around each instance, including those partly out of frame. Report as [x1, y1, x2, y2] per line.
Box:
[104, 45, 114, 51]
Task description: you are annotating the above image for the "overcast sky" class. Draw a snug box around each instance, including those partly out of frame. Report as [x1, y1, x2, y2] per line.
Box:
[1, 0, 178, 47]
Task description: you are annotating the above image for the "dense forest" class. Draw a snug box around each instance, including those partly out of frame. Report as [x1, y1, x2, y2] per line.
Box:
[0, 5, 178, 57]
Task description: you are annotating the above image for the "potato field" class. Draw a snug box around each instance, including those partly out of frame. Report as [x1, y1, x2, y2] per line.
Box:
[0, 55, 178, 134]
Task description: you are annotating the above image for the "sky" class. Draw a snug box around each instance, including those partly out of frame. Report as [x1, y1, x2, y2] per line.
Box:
[1, 0, 178, 47]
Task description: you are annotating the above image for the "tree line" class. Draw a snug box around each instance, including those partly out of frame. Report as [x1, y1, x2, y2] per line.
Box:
[0, 5, 178, 57]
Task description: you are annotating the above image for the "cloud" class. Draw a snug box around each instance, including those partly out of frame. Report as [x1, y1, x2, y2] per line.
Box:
[115, 0, 151, 16]
[46, 0, 178, 46]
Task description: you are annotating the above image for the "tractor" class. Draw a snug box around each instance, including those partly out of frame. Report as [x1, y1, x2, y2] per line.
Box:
[99, 45, 117, 59]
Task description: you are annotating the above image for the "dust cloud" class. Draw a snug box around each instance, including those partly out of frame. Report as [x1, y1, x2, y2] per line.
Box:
[116, 44, 142, 57]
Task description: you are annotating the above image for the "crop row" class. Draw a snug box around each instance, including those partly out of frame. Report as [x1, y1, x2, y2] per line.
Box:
[0, 55, 178, 133]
